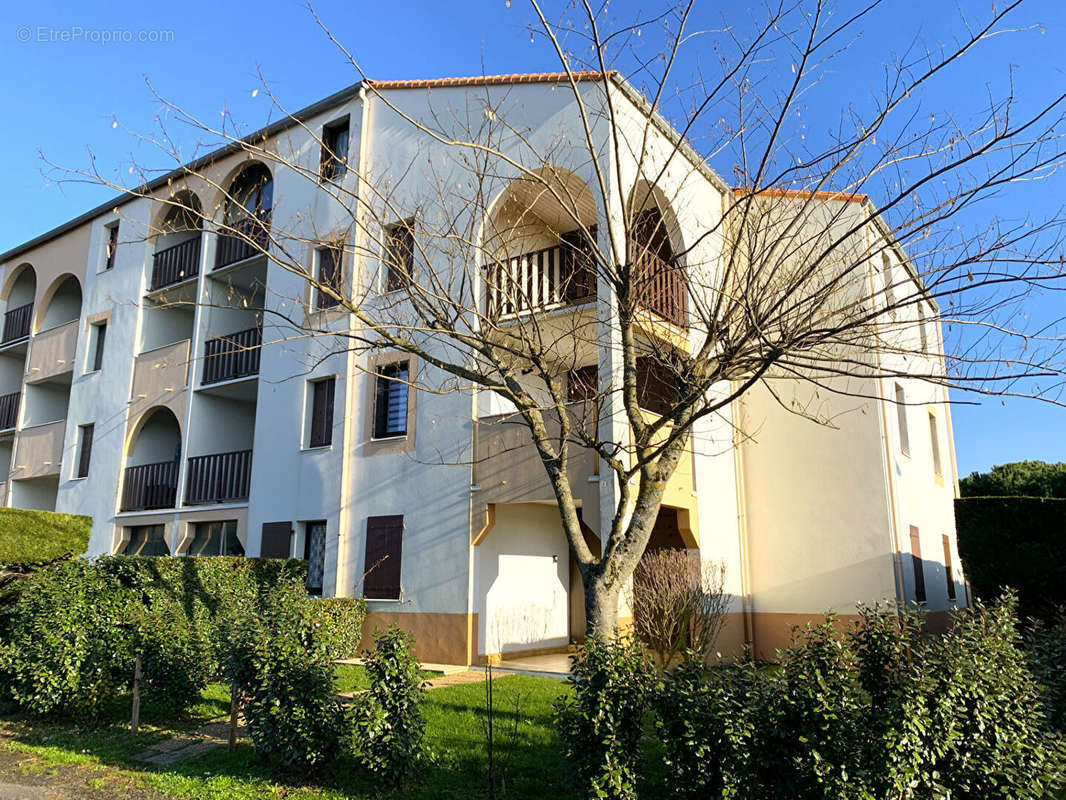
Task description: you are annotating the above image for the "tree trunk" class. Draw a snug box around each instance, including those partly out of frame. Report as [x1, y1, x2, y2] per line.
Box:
[584, 573, 621, 638]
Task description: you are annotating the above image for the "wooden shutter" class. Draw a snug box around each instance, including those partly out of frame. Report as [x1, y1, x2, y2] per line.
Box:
[316, 247, 341, 309]
[909, 525, 926, 603]
[385, 222, 414, 292]
[77, 424, 94, 479]
[309, 378, 335, 447]
[106, 224, 119, 269]
[374, 370, 391, 438]
[942, 534, 956, 601]
[895, 385, 910, 456]
[93, 323, 107, 371]
[364, 515, 403, 599]
[260, 521, 293, 559]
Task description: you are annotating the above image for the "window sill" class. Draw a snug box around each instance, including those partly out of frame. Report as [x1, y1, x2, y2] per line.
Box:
[69, 476, 87, 482]
[83, 368, 100, 377]
[301, 444, 333, 453]
[363, 597, 403, 603]
[370, 433, 407, 443]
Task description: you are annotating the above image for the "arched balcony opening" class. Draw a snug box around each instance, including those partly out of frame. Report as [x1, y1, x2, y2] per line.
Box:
[484, 169, 599, 319]
[2, 265, 36, 344]
[38, 275, 82, 332]
[121, 407, 182, 512]
[151, 192, 203, 291]
[627, 185, 688, 329]
[216, 163, 273, 269]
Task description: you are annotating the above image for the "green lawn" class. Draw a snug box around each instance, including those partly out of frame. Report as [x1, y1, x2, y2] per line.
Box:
[0, 673, 578, 800]
[0, 508, 91, 566]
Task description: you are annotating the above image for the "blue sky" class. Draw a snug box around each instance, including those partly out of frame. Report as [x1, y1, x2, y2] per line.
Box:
[0, 0, 1063, 476]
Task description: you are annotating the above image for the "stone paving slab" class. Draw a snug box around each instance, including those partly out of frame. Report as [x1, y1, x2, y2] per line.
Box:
[0, 783, 49, 800]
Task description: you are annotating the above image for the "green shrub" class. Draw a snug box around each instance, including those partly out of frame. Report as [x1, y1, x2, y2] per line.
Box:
[1027, 610, 1066, 733]
[311, 597, 367, 661]
[0, 560, 134, 717]
[230, 581, 349, 769]
[955, 496, 1066, 619]
[960, 460, 1066, 498]
[355, 626, 427, 789]
[554, 634, 651, 800]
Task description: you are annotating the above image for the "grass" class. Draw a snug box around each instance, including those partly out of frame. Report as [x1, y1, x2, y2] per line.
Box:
[0, 508, 91, 566]
[0, 672, 578, 800]
[333, 663, 442, 694]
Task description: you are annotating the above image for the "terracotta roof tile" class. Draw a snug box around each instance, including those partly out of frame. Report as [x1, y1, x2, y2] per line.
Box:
[366, 71, 616, 91]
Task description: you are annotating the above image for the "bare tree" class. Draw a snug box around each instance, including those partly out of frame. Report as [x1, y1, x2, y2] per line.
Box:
[57, 0, 1066, 637]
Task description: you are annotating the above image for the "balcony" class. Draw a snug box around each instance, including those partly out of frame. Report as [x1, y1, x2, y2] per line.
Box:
[486, 240, 595, 318]
[185, 449, 252, 505]
[215, 217, 270, 270]
[25, 320, 77, 384]
[0, 391, 19, 430]
[151, 237, 201, 291]
[202, 327, 261, 385]
[3, 303, 32, 344]
[12, 419, 65, 479]
[635, 249, 687, 329]
[120, 461, 179, 512]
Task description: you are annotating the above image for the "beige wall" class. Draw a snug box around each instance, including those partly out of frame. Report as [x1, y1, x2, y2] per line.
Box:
[127, 339, 191, 431]
[25, 320, 77, 384]
[12, 420, 66, 480]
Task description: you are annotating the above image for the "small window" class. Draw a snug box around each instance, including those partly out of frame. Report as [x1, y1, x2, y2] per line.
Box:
[123, 524, 169, 556]
[315, 245, 343, 310]
[304, 520, 327, 595]
[928, 410, 942, 478]
[188, 520, 244, 557]
[894, 384, 910, 456]
[909, 525, 926, 604]
[308, 377, 336, 448]
[384, 221, 414, 292]
[942, 534, 957, 602]
[89, 322, 107, 372]
[374, 362, 409, 439]
[364, 514, 403, 600]
[320, 117, 350, 181]
[636, 356, 679, 416]
[75, 423, 94, 479]
[917, 305, 928, 353]
[881, 252, 895, 310]
[105, 223, 119, 270]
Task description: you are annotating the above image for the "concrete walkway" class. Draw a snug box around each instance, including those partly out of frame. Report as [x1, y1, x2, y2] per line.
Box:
[492, 653, 573, 679]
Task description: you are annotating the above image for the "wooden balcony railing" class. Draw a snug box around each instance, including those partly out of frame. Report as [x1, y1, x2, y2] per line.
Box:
[487, 238, 595, 318]
[634, 249, 688, 329]
[151, 236, 201, 290]
[121, 460, 179, 512]
[202, 327, 262, 385]
[185, 449, 253, 505]
[3, 303, 32, 343]
[0, 391, 18, 429]
[214, 215, 271, 269]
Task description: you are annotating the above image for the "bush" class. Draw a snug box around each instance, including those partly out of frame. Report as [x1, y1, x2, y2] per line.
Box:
[554, 634, 651, 800]
[955, 495, 1066, 619]
[629, 550, 727, 670]
[960, 460, 1066, 498]
[1028, 611, 1066, 733]
[355, 626, 427, 789]
[311, 597, 368, 661]
[0, 560, 134, 716]
[229, 580, 349, 769]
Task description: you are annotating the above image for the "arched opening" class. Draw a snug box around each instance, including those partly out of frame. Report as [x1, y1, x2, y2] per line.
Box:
[216, 163, 273, 269]
[120, 407, 182, 512]
[151, 191, 203, 291]
[627, 183, 687, 328]
[37, 275, 82, 331]
[2, 265, 36, 343]
[484, 168, 599, 318]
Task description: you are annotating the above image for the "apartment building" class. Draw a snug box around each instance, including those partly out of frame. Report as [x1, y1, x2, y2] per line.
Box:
[0, 72, 965, 663]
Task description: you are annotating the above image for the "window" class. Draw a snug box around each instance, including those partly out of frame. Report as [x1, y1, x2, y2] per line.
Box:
[320, 117, 349, 181]
[188, 520, 244, 557]
[260, 521, 293, 559]
[636, 356, 679, 416]
[105, 223, 119, 270]
[364, 515, 403, 600]
[909, 525, 926, 604]
[308, 377, 336, 448]
[123, 525, 169, 556]
[568, 365, 598, 403]
[315, 245, 343, 310]
[304, 521, 327, 595]
[881, 253, 895, 310]
[942, 534, 957, 602]
[75, 423, 94, 479]
[917, 304, 928, 353]
[384, 221, 414, 292]
[89, 322, 107, 372]
[374, 362, 409, 439]
[894, 384, 910, 456]
[928, 410, 942, 479]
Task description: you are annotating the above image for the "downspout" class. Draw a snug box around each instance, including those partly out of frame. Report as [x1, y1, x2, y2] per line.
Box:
[334, 84, 373, 598]
[731, 392, 756, 655]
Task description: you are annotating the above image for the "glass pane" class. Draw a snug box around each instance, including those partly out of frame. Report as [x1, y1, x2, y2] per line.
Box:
[222, 521, 244, 556]
[306, 522, 326, 592]
[188, 523, 221, 556]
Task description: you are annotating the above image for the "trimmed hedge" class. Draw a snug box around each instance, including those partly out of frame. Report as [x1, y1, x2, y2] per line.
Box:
[955, 496, 1066, 619]
[0, 509, 91, 567]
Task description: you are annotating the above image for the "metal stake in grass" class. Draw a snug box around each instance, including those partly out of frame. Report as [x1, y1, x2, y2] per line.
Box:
[130, 654, 142, 735]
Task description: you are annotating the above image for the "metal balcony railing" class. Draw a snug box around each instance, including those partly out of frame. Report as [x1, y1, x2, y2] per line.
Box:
[121, 460, 179, 511]
[202, 327, 262, 385]
[214, 216, 271, 269]
[151, 236, 201, 290]
[185, 449, 253, 505]
[3, 302, 33, 343]
[0, 391, 18, 429]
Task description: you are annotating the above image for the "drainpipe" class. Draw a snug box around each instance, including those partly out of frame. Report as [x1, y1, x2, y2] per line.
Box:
[731, 392, 756, 656]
